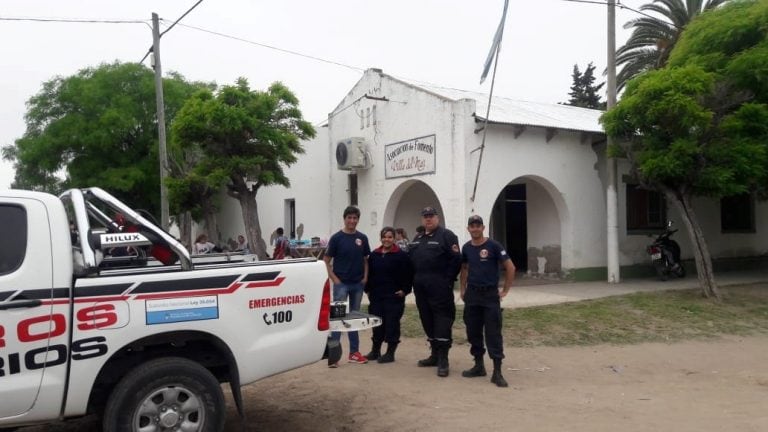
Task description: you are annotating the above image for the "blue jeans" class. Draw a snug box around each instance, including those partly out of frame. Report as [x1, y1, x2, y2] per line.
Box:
[331, 281, 364, 353]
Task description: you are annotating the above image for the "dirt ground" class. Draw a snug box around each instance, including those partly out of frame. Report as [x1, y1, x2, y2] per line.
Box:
[21, 335, 768, 432]
[232, 335, 768, 432]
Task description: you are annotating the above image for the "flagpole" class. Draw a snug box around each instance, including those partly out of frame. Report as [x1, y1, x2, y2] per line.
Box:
[471, 0, 508, 211]
[470, 42, 501, 209]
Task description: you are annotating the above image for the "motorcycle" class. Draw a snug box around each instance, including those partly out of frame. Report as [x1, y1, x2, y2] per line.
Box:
[646, 221, 685, 281]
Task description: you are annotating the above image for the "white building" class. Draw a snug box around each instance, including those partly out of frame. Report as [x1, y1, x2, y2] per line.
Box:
[219, 69, 767, 279]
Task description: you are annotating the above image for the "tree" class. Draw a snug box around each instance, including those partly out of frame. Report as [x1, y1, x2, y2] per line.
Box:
[172, 79, 316, 260]
[564, 62, 605, 109]
[166, 149, 227, 250]
[1, 62, 206, 217]
[616, 0, 729, 91]
[601, 0, 768, 299]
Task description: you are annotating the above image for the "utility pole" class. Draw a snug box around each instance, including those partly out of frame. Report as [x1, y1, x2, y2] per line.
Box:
[606, 0, 620, 283]
[152, 12, 170, 231]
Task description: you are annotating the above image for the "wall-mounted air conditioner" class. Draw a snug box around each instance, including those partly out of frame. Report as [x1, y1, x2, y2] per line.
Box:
[335, 137, 371, 170]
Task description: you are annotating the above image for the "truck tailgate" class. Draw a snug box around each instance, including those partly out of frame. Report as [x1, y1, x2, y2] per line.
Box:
[329, 310, 381, 332]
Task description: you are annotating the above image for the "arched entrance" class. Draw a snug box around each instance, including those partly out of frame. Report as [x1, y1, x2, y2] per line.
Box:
[383, 179, 442, 240]
[489, 176, 565, 275]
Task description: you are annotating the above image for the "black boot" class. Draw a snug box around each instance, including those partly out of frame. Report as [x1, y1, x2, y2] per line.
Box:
[462, 356, 487, 378]
[437, 347, 450, 377]
[417, 344, 438, 367]
[378, 342, 398, 363]
[490, 358, 508, 388]
[366, 340, 382, 361]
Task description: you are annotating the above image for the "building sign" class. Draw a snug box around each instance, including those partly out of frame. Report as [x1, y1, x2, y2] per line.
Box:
[384, 134, 436, 179]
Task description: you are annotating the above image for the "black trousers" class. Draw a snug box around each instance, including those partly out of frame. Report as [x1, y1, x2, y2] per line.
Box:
[368, 299, 405, 344]
[463, 287, 504, 360]
[413, 275, 456, 348]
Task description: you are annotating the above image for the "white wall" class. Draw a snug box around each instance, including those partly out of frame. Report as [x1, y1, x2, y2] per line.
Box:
[470, 125, 606, 269]
[617, 160, 768, 265]
[219, 69, 766, 270]
[325, 71, 474, 242]
[390, 181, 440, 239]
[219, 127, 333, 255]
[336, 72, 611, 270]
[526, 180, 560, 249]
[243, 71, 611, 269]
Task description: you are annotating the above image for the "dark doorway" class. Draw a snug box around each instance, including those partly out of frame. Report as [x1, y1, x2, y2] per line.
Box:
[504, 184, 527, 271]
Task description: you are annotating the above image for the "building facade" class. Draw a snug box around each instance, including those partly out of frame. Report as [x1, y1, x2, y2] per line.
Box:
[219, 69, 767, 278]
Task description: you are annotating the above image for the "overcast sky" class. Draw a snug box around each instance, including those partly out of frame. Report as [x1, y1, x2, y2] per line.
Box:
[0, 0, 645, 189]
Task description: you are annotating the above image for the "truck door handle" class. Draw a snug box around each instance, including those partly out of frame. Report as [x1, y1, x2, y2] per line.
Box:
[0, 299, 43, 310]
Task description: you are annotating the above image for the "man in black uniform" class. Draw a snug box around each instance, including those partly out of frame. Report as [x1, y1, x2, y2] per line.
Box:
[408, 206, 462, 377]
[460, 215, 515, 387]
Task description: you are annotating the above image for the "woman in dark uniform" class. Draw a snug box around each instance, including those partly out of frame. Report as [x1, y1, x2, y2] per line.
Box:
[365, 227, 413, 363]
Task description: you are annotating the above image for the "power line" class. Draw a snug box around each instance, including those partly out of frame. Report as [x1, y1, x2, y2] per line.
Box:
[173, 22, 366, 73]
[559, 0, 608, 5]
[139, 0, 206, 64]
[160, 0, 204, 37]
[139, 50, 152, 66]
[557, 0, 682, 29]
[0, 16, 147, 24]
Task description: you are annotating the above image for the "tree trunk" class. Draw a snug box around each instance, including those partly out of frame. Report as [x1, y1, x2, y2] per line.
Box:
[236, 186, 269, 261]
[179, 211, 193, 252]
[202, 198, 220, 246]
[666, 190, 720, 300]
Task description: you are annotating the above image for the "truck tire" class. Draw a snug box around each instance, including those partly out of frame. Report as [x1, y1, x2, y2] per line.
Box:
[102, 357, 226, 432]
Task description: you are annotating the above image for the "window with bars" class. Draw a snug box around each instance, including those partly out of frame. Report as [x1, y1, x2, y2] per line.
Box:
[721, 193, 755, 233]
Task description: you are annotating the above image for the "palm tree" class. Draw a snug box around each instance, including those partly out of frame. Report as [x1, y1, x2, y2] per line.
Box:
[616, 0, 729, 90]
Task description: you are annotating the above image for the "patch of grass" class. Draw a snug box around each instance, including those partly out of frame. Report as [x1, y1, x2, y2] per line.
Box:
[401, 283, 768, 347]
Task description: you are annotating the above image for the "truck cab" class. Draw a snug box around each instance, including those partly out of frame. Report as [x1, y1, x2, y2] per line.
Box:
[0, 190, 74, 422]
[0, 187, 379, 431]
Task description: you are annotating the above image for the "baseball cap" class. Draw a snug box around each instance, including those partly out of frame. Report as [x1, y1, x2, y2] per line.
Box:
[421, 206, 438, 216]
[467, 215, 484, 225]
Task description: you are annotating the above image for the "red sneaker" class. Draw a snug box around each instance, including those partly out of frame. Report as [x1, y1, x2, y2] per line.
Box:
[348, 352, 369, 364]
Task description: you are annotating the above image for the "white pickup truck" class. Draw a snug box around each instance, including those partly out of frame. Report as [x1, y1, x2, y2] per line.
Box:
[0, 187, 379, 432]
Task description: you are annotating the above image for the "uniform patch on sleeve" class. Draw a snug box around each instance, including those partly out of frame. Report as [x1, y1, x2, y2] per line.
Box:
[452, 244, 460, 252]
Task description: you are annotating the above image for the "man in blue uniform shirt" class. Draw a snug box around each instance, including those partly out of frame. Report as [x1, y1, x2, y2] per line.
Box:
[460, 214, 515, 387]
[324, 206, 372, 366]
[408, 206, 462, 377]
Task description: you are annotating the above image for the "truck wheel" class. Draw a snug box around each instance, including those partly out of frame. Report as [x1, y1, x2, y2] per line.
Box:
[102, 357, 225, 432]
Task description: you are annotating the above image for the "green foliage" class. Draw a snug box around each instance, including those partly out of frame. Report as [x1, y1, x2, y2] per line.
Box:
[401, 284, 768, 346]
[166, 169, 226, 221]
[669, 0, 766, 68]
[602, 0, 768, 198]
[1, 62, 207, 215]
[170, 78, 315, 258]
[670, 0, 768, 102]
[603, 0, 768, 297]
[171, 78, 316, 193]
[616, 0, 730, 90]
[564, 62, 605, 109]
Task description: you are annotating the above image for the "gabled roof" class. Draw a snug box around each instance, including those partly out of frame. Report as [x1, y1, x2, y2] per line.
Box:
[388, 74, 605, 134]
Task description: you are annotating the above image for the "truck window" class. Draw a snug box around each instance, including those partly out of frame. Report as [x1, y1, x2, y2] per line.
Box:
[0, 204, 27, 275]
